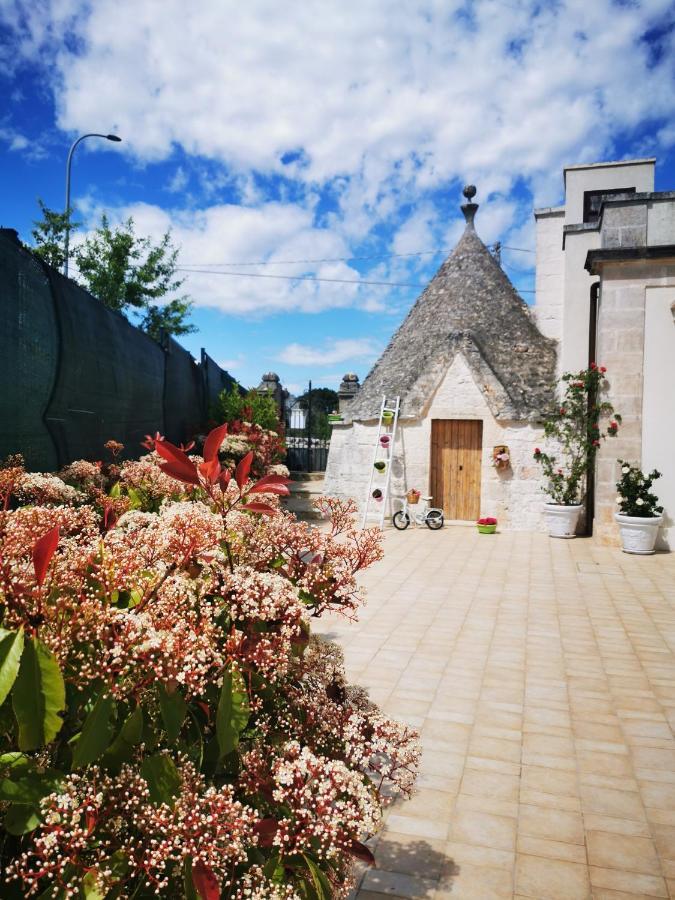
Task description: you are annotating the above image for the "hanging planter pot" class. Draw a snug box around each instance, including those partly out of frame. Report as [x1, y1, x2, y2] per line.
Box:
[379, 435, 391, 448]
[374, 461, 386, 472]
[382, 411, 394, 424]
[372, 488, 383, 503]
[327, 413, 343, 424]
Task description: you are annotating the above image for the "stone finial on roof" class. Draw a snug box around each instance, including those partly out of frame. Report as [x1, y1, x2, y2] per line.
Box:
[461, 184, 479, 230]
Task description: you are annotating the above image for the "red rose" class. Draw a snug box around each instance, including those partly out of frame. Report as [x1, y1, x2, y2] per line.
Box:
[590, 362, 597, 370]
[559, 407, 565, 415]
[600, 366, 607, 373]
[592, 439, 600, 447]
[534, 447, 541, 455]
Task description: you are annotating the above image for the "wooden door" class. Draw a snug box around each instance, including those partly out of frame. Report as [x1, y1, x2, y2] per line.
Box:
[430, 420, 483, 520]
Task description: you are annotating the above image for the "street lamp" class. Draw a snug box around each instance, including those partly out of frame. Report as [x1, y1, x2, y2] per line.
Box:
[63, 132, 122, 277]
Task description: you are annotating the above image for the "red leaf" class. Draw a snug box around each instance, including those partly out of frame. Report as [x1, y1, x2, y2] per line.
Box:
[32, 525, 60, 587]
[235, 451, 255, 490]
[218, 469, 231, 490]
[253, 818, 278, 847]
[199, 458, 221, 484]
[192, 860, 221, 900]
[241, 502, 276, 515]
[349, 840, 376, 866]
[203, 423, 228, 463]
[248, 474, 291, 496]
[158, 461, 201, 487]
[155, 439, 195, 469]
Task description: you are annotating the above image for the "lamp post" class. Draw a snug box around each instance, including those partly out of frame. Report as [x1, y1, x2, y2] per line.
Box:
[64, 132, 122, 277]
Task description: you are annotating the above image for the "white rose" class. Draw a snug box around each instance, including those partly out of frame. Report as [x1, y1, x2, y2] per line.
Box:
[622, 466, 630, 474]
[615, 496, 622, 504]
[636, 498, 644, 506]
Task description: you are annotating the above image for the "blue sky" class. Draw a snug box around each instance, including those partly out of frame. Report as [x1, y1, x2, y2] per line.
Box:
[2, 0, 674, 395]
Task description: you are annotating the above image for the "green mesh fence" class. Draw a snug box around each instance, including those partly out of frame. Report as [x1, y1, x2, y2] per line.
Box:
[0, 229, 234, 470]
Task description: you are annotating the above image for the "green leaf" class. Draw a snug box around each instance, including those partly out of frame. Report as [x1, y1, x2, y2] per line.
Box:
[0, 627, 24, 707]
[0, 769, 62, 804]
[127, 487, 143, 509]
[4, 803, 42, 835]
[216, 667, 249, 758]
[183, 858, 200, 900]
[12, 637, 65, 750]
[102, 705, 143, 772]
[109, 481, 121, 499]
[71, 691, 116, 769]
[140, 753, 180, 806]
[81, 871, 105, 900]
[302, 855, 332, 900]
[158, 684, 187, 741]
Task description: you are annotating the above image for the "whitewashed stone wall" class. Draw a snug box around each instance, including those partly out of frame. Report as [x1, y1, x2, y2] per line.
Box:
[533, 207, 565, 349]
[594, 261, 675, 548]
[324, 355, 546, 530]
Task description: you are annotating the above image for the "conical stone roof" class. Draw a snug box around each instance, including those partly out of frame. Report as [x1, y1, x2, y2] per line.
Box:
[348, 205, 557, 423]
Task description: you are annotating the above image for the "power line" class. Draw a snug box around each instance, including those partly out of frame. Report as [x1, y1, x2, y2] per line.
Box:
[177, 266, 537, 293]
[177, 243, 536, 269]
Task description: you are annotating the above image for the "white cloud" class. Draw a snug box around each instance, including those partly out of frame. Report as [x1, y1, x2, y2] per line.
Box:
[166, 166, 188, 193]
[3, 0, 673, 216]
[5, 0, 675, 317]
[277, 338, 381, 366]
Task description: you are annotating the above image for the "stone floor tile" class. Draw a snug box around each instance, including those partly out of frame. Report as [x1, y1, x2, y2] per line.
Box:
[447, 809, 517, 852]
[434, 862, 513, 899]
[589, 866, 668, 897]
[459, 768, 519, 801]
[516, 834, 587, 864]
[443, 840, 515, 871]
[583, 813, 652, 837]
[385, 815, 449, 842]
[515, 853, 591, 899]
[518, 803, 584, 844]
[373, 832, 447, 880]
[586, 830, 661, 875]
[580, 785, 647, 820]
[454, 793, 518, 819]
[520, 765, 578, 796]
[361, 868, 438, 899]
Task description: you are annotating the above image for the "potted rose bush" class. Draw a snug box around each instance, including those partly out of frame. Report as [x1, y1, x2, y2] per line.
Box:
[534, 364, 620, 538]
[615, 461, 664, 554]
[0, 426, 419, 898]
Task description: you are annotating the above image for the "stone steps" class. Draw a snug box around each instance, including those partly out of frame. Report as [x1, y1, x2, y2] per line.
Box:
[283, 475, 325, 521]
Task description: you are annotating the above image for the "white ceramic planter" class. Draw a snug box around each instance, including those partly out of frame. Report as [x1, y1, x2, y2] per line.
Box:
[615, 513, 663, 555]
[543, 503, 583, 538]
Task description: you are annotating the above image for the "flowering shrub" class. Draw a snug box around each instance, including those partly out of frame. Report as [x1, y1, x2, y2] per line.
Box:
[615, 461, 664, 518]
[216, 420, 286, 481]
[477, 517, 497, 526]
[0, 426, 418, 898]
[533, 364, 621, 505]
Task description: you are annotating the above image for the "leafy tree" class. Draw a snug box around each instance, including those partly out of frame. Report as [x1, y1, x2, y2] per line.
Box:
[30, 203, 196, 340]
[214, 385, 280, 431]
[296, 387, 339, 440]
[140, 298, 197, 342]
[31, 199, 79, 270]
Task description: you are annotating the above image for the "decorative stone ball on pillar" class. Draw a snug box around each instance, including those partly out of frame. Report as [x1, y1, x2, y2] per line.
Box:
[338, 373, 360, 416]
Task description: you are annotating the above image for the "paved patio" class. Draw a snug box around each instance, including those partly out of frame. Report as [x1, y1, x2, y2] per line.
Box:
[313, 526, 675, 899]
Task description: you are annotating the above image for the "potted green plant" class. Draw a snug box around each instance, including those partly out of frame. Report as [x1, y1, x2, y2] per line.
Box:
[374, 461, 386, 472]
[534, 364, 621, 538]
[477, 516, 497, 534]
[615, 461, 664, 554]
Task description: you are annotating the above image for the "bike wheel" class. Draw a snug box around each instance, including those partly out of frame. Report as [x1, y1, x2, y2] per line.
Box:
[392, 511, 411, 530]
[425, 510, 444, 530]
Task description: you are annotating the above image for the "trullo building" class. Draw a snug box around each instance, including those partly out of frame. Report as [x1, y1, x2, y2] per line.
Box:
[324, 187, 558, 530]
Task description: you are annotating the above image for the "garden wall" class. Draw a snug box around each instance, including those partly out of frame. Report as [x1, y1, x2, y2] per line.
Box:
[0, 228, 236, 470]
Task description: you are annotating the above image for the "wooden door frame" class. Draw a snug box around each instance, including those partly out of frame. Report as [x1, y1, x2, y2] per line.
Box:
[429, 418, 483, 521]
